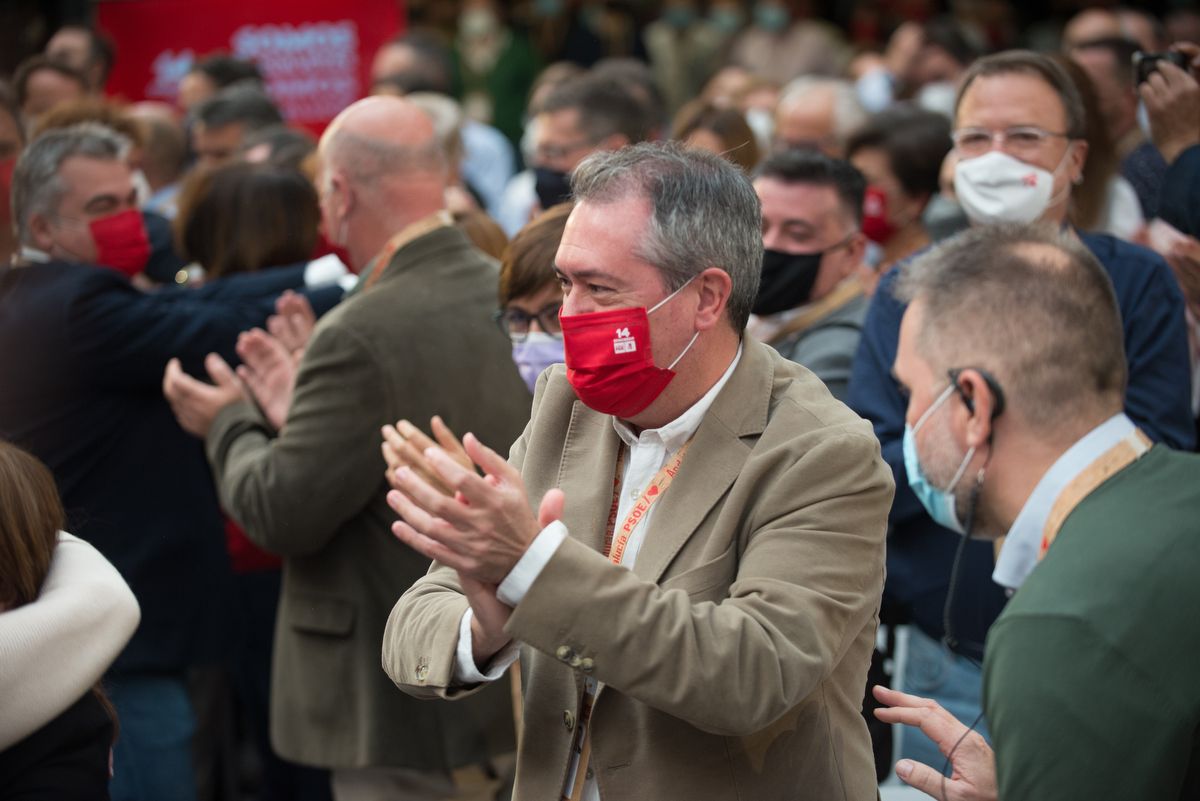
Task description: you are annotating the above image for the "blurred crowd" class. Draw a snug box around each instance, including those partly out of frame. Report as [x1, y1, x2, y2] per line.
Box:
[1, 1, 1199, 800]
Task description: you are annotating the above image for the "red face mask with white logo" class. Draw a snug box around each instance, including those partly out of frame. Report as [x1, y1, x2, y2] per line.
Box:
[560, 278, 698, 418]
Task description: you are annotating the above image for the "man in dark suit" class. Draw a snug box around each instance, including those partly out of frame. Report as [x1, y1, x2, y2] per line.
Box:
[163, 96, 529, 801]
[1140, 44, 1200, 239]
[0, 122, 340, 801]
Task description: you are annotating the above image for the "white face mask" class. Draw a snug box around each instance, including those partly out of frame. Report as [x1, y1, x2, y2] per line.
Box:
[953, 149, 1072, 226]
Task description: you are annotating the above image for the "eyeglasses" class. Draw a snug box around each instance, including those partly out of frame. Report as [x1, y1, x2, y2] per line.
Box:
[950, 126, 1070, 159]
[493, 302, 563, 342]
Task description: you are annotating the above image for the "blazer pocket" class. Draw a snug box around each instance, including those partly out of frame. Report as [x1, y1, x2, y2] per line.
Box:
[289, 595, 356, 637]
[659, 542, 738, 602]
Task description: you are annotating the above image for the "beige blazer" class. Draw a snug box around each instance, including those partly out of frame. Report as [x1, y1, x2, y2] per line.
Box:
[384, 338, 893, 800]
[208, 226, 531, 769]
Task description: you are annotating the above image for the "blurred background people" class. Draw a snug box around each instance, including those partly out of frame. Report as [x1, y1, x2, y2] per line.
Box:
[773, 76, 866, 156]
[12, 56, 88, 131]
[127, 102, 188, 218]
[177, 54, 265, 115]
[846, 105, 952, 276]
[494, 201, 572, 393]
[1, 120, 344, 801]
[729, 0, 851, 85]
[750, 149, 869, 401]
[44, 24, 114, 94]
[671, 98, 760, 173]
[174, 162, 322, 280]
[190, 86, 284, 171]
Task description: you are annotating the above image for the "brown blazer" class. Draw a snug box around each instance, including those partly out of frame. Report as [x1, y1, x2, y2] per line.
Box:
[208, 226, 531, 769]
[384, 338, 893, 800]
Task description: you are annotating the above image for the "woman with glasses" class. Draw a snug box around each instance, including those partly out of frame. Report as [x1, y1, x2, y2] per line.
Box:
[494, 202, 572, 394]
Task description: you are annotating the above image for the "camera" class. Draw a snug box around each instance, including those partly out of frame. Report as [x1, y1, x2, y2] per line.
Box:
[1133, 51, 1190, 84]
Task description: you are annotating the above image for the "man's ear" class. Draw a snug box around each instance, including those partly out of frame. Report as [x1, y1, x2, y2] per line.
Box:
[329, 172, 355, 219]
[28, 213, 56, 253]
[843, 231, 867, 272]
[1068, 139, 1090, 185]
[958, 369, 1000, 448]
[694, 267, 733, 331]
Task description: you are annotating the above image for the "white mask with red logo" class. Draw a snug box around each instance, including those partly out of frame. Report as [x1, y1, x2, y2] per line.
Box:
[953, 149, 1071, 226]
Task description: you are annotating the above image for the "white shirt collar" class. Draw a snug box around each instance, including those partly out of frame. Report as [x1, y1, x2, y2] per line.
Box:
[612, 344, 743, 452]
[14, 246, 51, 266]
[993, 413, 1136, 591]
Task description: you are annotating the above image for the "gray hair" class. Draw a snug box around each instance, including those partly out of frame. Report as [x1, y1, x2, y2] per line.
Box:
[12, 122, 130, 245]
[570, 141, 762, 331]
[895, 223, 1126, 430]
[777, 77, 868, 146]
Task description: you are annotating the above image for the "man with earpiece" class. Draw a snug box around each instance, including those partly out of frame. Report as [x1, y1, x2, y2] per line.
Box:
[874, 222, 1200, 800]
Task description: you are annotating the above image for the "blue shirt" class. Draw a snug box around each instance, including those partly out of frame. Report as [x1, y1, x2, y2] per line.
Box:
[847, 231, 1194, 655]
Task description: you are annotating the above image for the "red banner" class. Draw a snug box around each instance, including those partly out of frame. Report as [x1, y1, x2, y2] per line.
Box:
[97, 0, 404, 133]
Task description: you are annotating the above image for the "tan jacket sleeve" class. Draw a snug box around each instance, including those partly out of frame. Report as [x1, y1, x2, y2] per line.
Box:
[382, 368, 551, 699]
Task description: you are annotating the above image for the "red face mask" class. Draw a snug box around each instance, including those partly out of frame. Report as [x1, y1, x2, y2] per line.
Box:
[862, 185, 897, 245]
[89, 209, 151, 278]
[560, 280, 698, 418]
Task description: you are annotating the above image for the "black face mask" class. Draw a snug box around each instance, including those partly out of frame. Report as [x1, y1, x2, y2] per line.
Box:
[752, 248, 822, 315]
[534, 166, 572, 210]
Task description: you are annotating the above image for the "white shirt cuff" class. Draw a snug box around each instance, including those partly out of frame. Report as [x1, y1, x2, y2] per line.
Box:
[453, 609, 520, 684]
[497, 520, 568, 607]
[303, 253, 350, 287]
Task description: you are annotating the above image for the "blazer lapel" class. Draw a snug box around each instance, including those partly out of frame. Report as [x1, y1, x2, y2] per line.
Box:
[632, 338, 777, 584]
[556, 400, 623, 554]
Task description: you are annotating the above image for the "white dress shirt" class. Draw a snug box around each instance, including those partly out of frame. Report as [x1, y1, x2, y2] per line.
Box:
[993, 413, 1144, 591]
[453, 346, 743, 800]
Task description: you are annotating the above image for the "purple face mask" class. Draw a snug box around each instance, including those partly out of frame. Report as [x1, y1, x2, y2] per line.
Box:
[511, 332, 564, 393]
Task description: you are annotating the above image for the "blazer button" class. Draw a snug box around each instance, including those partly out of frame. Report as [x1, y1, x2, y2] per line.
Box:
[579, 657, 595, 673]
[563, 710, 576, 731]
[568, 653, 584, 668]
[556, 645, 575, 663]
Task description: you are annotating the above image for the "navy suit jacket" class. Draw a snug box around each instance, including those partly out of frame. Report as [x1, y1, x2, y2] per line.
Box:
[847, 232, 1195, 656]
[0, 260, 341, 671]
[1159, 144, 1200, 239]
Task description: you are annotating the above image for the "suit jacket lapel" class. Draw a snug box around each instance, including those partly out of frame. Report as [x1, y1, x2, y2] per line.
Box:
[632, 338, 777, 583]
[556, 400, 623, 555]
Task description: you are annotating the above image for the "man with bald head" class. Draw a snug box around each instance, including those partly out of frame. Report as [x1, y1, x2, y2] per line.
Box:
[162, 96, 530, 799]
[772, 76, 867, 157]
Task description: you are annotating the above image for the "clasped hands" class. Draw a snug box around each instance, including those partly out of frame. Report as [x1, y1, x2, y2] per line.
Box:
[163, 291, 315, 437]
[381, 417, 563, 664]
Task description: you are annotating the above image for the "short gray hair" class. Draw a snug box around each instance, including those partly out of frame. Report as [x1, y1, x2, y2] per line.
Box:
[12, 122, 130, 245]
[895, 223, 1126, 430]
[777, 77, 868, 146]
[570, 141, 762, 331]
